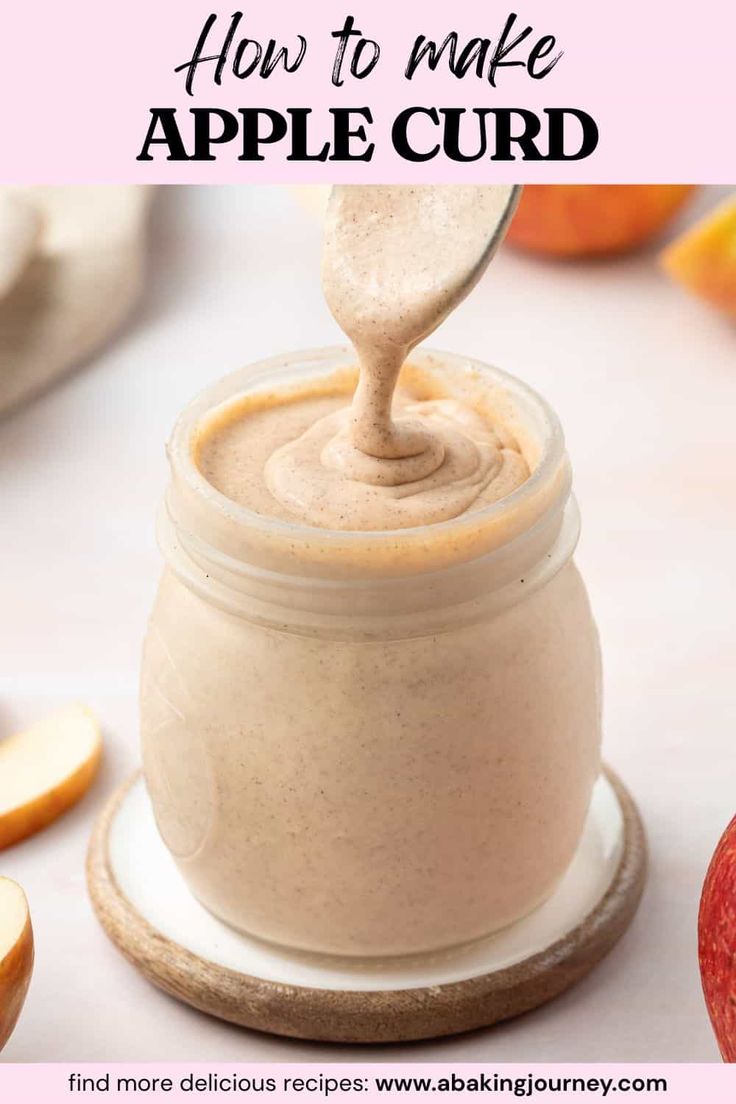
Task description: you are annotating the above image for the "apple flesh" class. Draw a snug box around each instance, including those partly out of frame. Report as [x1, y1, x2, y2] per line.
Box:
[506, 185, 695, 257]
[699, 815, 736, 1061]
[661, 196, 736, 317]
[0, 704, 102, 850]
[0, 877, 34, 1051]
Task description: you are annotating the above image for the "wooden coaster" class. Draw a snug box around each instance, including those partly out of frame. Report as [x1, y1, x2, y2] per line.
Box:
[87, 769, 645, 1044]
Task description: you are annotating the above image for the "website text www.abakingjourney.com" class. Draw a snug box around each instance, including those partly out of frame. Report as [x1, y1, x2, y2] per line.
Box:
[371, 1072, 668, 1098]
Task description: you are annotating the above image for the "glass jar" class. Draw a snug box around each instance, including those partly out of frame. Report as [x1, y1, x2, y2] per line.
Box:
[140, 347, 601, 958]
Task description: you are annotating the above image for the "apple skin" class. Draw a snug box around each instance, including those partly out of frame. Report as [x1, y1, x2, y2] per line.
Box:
[506, 185, 695, 257]
[699, 815, 736, 1061]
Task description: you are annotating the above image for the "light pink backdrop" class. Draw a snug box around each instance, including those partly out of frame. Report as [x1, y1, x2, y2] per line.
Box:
[0, 1064, 732, 1101]
[2, 0, 733, 182]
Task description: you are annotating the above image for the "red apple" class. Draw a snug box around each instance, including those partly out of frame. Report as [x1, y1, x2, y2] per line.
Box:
[506, 185, 696, 257]
[699, 815, 736, 1060]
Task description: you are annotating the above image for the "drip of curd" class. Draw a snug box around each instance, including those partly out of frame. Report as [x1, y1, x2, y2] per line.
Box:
[200, 185, 528, 531]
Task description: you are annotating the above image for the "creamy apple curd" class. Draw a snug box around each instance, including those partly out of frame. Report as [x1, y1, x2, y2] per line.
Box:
[198, 362, 530, 534]
[140, 186, 601, 957]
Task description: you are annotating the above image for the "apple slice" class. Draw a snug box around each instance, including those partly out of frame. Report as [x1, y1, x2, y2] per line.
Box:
[662, 195, 736, 317]
[0, 877, 34, 1051]
[0, 704, 102, 850]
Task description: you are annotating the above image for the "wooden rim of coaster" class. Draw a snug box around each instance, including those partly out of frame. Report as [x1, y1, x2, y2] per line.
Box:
[87, 768, 646, 1045]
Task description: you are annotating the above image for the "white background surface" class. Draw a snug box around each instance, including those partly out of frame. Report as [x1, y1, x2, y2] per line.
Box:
[1, 185, 734, 1062]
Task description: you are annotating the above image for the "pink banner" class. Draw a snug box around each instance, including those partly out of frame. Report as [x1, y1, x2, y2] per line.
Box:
[0, 1064, 732, 1102]
[1, 0, 733, 182]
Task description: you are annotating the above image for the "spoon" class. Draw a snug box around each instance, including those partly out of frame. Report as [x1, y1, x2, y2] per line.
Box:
[321, 184, 522, 460]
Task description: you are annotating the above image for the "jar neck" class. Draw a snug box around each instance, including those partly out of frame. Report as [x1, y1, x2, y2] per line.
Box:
[159, 490, 577, 641]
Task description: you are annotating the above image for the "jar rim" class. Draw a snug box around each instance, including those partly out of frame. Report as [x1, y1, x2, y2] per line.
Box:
[168, 345, 567, 562]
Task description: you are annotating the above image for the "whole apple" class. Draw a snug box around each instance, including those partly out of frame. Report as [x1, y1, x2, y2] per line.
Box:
[699, 815, 736, 1061]
[506, 185, 695, 257]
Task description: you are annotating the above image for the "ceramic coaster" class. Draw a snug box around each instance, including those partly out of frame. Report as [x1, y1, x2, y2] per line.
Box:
[87, 769, 645, 1044]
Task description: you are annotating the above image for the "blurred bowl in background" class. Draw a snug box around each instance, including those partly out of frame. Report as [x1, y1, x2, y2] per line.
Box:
[0, 186, 154, 416]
